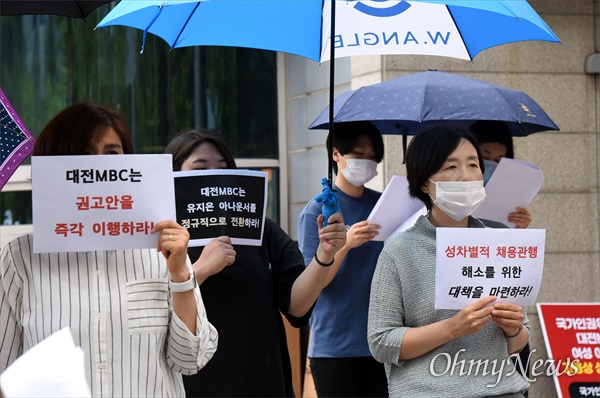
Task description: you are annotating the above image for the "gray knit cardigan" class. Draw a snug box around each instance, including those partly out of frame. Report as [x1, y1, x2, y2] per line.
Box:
[368, 215, 530, 398]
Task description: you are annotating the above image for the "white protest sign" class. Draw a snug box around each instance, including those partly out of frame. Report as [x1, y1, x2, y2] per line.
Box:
[32, 155, 176, 253]
[174, 169, 268, 246]
[435, 228, 545, 310]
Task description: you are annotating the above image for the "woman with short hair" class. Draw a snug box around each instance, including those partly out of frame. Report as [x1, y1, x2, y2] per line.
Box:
[368, 126, 530, 398]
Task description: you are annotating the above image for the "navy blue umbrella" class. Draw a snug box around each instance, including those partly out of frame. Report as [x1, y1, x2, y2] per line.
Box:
[309, 70, 559, 137]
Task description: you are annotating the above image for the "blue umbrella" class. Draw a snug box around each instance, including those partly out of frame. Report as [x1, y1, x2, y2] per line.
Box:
[309, 70, 559, 137]
[0, 88, 36, 191]
[96, 0, 560, 193]
[96, 0, 560, 62]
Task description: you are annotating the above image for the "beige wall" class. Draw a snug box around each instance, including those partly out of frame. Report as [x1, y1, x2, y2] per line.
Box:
[360, 2, 600, 396]
[286, 2, 599, 397]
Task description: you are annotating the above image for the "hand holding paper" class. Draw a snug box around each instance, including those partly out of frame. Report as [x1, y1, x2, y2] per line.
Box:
[473, 158, 543, 228]
[345, 220, 381, 249]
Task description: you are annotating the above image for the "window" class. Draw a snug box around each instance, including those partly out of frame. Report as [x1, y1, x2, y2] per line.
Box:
[1, 10, 278, 156]
[0, 6, 281, 230]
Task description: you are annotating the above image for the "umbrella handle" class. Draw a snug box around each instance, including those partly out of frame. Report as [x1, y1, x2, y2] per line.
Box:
[402, 133, 407, 164]
[327, 0, 336, 188]
[315, 178, 340, 227]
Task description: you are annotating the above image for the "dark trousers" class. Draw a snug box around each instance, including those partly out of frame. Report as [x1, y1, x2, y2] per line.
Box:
[512, 343, 531, 397]
[309, 356, 388, 397]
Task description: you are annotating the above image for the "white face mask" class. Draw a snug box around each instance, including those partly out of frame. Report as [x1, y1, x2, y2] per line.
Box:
[429, 179, 486, 221]
[340, 158, 378, 187]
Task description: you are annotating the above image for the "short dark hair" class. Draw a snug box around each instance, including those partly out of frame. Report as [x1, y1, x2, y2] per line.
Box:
[406, 126, 484, 209]
[469, 120, 514, 159]
[166, 129, 237, 171]
[326, 121, 384, 174]
[33, 103, 133, 156]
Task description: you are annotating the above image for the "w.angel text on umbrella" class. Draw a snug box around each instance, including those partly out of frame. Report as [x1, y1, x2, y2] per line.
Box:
[334, 31, 451, 49]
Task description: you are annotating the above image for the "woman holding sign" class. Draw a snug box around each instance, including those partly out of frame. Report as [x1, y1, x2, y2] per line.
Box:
[367, 127, 530, 397]
[165, 129, 347, 397]
[0, 103, 218, 397]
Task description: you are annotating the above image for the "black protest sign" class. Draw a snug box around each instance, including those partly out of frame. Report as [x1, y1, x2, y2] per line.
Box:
[174, 169, 267, 246]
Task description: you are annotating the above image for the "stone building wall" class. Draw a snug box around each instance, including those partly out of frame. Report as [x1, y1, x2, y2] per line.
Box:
[286, 2, 599, 396]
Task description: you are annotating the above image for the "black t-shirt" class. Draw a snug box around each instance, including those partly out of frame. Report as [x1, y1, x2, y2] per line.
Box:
[183, 218, 311, 397]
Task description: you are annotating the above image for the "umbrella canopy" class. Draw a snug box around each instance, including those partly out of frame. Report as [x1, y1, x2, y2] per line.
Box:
[309, 70, 559, 136]
[96, 0, 560, 62]
[0, 1, 114, 19]
[96, 0, 560, 184]
[0, 88, 35, 191]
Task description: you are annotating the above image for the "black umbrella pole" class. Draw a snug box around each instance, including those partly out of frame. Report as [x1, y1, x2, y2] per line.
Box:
[327, 0, 336, 189]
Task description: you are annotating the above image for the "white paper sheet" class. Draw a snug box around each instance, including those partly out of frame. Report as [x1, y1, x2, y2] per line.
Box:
[0, 327, 91, 397]
[473, 157, 544, 228]
[367, 175, 426, 241]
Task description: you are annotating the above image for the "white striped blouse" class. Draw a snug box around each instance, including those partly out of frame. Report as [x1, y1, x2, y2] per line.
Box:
[0, 234, 218, 397]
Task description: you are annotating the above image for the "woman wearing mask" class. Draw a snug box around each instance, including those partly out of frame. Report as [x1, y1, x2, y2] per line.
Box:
[165, 129, 347, 397]
[297, 122, 388, 397]
[368, 126, 529, 398]
[0, 103, 218, 397]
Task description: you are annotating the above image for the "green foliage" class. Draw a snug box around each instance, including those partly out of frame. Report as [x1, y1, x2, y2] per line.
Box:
[0, 5, 278, 159]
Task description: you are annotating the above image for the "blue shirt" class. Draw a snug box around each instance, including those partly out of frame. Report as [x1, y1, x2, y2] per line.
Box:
[297, 186, 383, 357]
